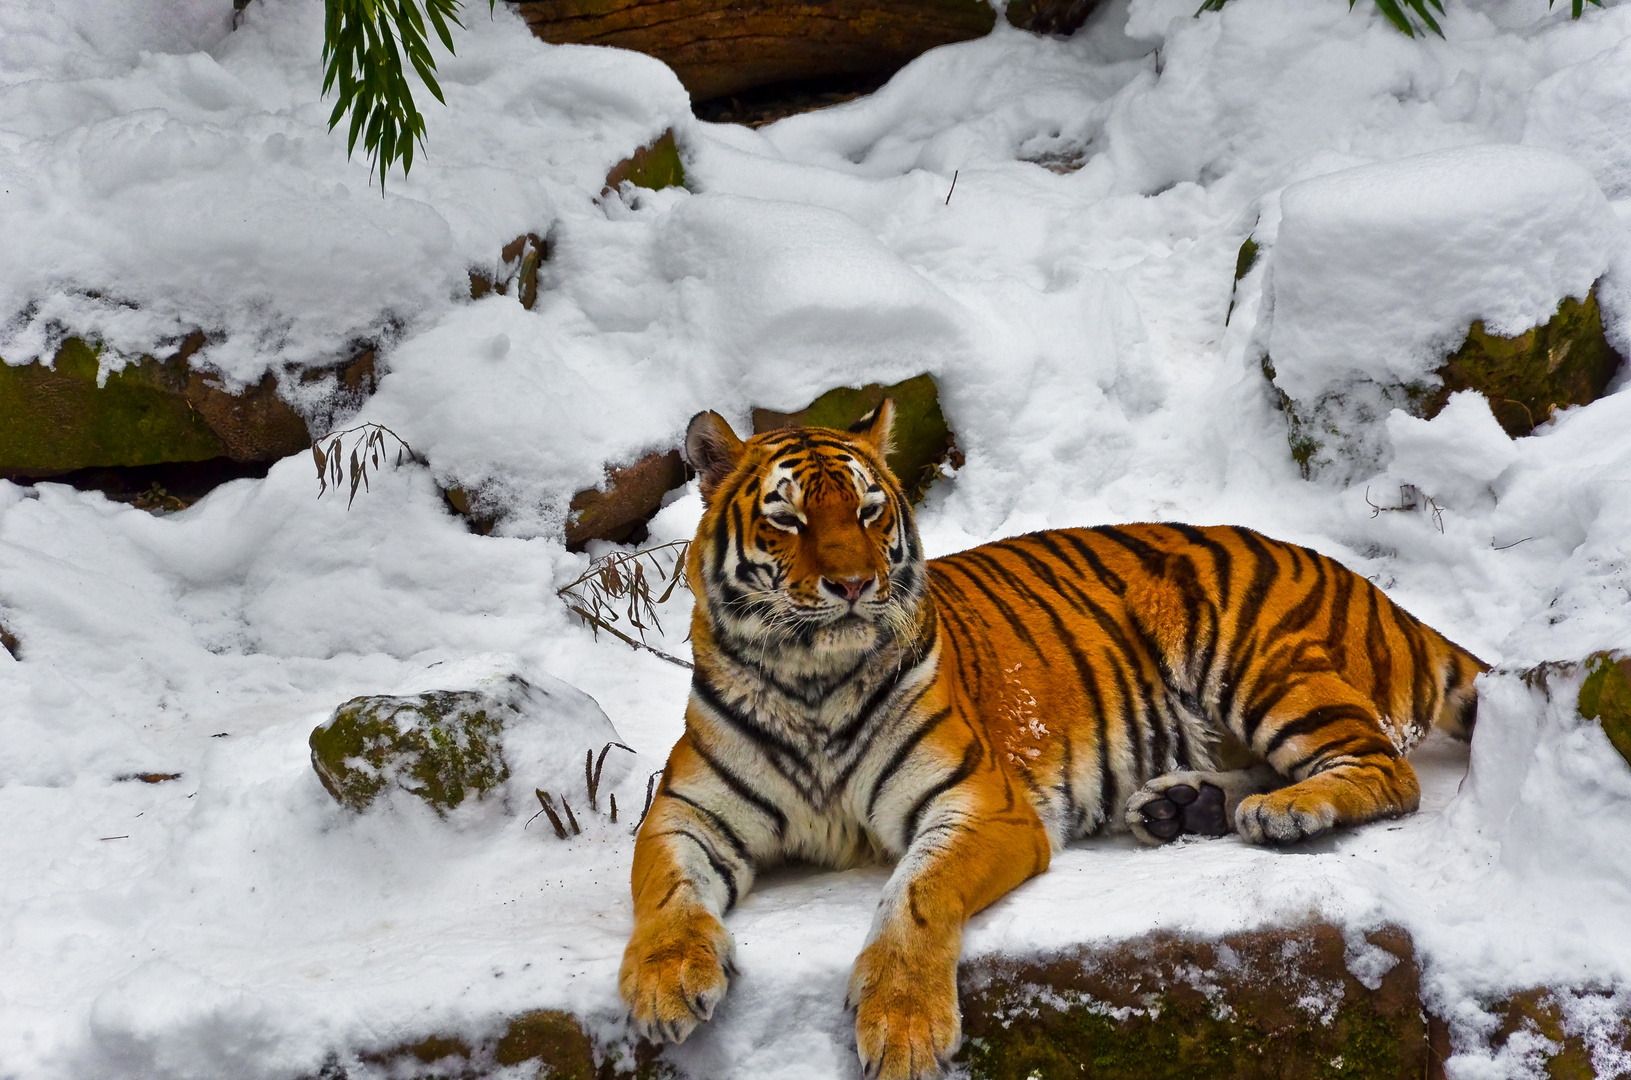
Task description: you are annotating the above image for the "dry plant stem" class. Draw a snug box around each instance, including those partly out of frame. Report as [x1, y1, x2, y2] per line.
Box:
[531, 789, 569, 839]
[558, 540, 694, 669]
[312, 423, 425, 507]
[561, 797, 581, 835]
[610, 792, 618, 824]
[587, 742, 635, 811]
[1365, 484, 1445, 534]
[633, 769, 662, 835]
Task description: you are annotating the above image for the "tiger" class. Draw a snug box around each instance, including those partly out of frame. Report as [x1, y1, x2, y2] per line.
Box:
[619, 401, 1487, 1080]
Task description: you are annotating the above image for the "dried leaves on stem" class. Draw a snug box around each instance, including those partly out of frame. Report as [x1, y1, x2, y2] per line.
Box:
[557, 540, 692, 669]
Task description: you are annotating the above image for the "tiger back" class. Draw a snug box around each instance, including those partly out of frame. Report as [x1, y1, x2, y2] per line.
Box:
[617, 402, 1487, 1080]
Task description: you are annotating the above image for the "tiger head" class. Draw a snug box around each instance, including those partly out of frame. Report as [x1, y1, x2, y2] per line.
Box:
[683, 401, 927, 659]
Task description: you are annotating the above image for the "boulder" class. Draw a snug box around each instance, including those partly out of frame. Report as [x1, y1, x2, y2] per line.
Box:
[565, 449, 687, 551]
[1246, 146, 1623, 480]
[1421, 289, 1623, 437]
[309, 665, 626, 816]
[469, 233, 549, 311]
[1578, 652, 1631, 769]
[957, 923, 1425, 1079]
[753, 371, 959, 502]
[603, 130, 685, 195]
[0, 335, 309, 480]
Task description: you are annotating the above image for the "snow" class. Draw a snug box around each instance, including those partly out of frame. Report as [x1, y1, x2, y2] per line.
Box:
[1267, 144, 1622, 401]
[2, 0, 1631, 1076]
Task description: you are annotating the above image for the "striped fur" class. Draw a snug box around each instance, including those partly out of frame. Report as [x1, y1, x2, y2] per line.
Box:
[619, 403, 1487, 1079]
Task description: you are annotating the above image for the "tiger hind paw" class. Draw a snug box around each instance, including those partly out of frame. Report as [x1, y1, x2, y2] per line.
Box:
[1126, 767, 1282, 845]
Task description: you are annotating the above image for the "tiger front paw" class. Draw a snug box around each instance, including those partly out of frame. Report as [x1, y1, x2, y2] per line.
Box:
[846, 937, 961, 1080]
[619, 906, 735, 1044]
[1234, 789, 1337, 845]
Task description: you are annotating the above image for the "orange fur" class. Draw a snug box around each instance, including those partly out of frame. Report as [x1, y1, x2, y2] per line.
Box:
[618, 404, 1486, 1078]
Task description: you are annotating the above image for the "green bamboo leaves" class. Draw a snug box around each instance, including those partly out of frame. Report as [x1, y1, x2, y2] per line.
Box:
[321, 0, 491, 191]
[1196, 0, 1597, 36]
[1364, 0, 1443, 37]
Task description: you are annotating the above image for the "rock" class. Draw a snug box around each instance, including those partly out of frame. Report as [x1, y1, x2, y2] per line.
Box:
[494, 1011, 597, 1078]
[470, 233, 549, 311]
[1247, 146, 1622, 480]
[957, 923, 1425, 1080]
[603, 130, 684, 195]
[309, 664, 627, 816]
[1421, 288, 1624, 437]
[1262, 287, 1623, 481]
[753, 372, 959, 502]
[0, 335, 386, 489]
[337, 1009, 669, 1080]
[565, 449, 687, 552]
[1578, 652, 1631, 769]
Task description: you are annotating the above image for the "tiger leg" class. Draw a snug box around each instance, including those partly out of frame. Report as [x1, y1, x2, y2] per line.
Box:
[851, 732, 1052, 1080]
[1125, 765, 1284, 845]
[1234, 673, 1421, 845]
[619, 736, 762, 1044]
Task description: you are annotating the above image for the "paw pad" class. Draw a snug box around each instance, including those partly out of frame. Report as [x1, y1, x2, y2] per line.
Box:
[1139, 782, 1229, 840]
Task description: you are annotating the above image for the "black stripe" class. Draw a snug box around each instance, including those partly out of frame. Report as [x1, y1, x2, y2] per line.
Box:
[903, 739, 983, 849]
[692, 676, 805, 766]
[689, 736, 789, 838]
[1048, 530, 1128, 595]
[866, 707, 954, 822]
[1260, 703, 1377, 758]
[660, 828, 740, 911]
[664, 788, 751, 862]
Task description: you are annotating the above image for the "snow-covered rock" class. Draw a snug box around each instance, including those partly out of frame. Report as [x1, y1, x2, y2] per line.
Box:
[309, 657, 628, 817]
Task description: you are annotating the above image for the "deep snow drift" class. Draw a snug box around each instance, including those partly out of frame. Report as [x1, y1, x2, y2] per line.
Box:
[2, 0, 1631, 1077]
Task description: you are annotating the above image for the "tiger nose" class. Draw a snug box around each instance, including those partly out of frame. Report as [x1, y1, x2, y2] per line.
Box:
[821, 575, 874, 603]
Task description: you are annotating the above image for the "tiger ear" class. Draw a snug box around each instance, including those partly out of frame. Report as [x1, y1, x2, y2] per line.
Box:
[685, 410, 746, 503]
[848, 398, 896, 461]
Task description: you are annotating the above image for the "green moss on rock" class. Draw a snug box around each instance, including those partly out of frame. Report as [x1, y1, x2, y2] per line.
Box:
[1422, 288, 1621, 437]
[0, 335, 314, 479]
[956, 924, 1424, 1080]
[0, 338, 226, 476]
[752, 372, 958, 502]
[604, 130, 684, 193]
[1578, 652, 1631, 768]
[495, 1011, 596, 1078]
[310, 689, 512, 814]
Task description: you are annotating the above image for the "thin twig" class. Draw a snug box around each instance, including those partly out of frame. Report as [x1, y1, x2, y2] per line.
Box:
[945, 170, 958, 206]
[633, 768, 662, 836]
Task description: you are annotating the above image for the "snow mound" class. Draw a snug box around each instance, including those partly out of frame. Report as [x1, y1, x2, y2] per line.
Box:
[0, 0, 689, 383]
[1385, 390, 1518, 510]
[657, 194, 969, 400]
[1267, 144, 1621, 402]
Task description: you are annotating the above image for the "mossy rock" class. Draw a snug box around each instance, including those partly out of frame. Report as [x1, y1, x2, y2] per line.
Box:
[956, 923, 1425, 1080]
[495, 1011, 597, 1078]
[0, 335, 313, 480]
[1421, 287, 1624, 437]
[310, 688, 512, 815]
[752, 372, 959, 502]
[604, 131, 684, 194]
[1578, 652, 1631, 768]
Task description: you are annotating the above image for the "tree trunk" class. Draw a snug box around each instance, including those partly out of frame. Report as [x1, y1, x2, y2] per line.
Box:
[509, 0, 1103, 103]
